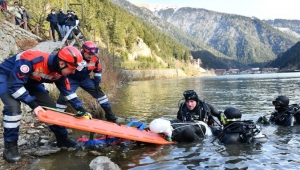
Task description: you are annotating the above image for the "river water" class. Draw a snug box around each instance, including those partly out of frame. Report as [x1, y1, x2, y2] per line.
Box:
[36, 72, 300, 169]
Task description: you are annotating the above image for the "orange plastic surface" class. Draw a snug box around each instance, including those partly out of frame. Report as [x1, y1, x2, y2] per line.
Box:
[37, 110, 174, 145]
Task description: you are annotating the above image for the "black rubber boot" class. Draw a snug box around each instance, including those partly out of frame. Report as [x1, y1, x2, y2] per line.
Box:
[103, 107, 117, 122]
[55, 134, 79, 148]
[3, 141, 21, 163]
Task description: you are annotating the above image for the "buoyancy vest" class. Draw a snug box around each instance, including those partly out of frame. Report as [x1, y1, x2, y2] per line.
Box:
[178, 100, 211, 122]
[217, 120, 260, 144]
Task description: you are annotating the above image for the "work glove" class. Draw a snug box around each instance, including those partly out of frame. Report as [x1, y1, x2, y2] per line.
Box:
[75, 107, 92, 119]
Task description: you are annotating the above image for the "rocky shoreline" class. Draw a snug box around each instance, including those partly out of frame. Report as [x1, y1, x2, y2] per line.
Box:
[0, 112, 121, 170]
[0, 112, 52, 169]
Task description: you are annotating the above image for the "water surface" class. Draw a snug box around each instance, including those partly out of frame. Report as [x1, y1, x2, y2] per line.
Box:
[36, 72, 300, 169]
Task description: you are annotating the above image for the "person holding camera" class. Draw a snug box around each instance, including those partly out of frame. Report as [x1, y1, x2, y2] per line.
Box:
[64, 9, 75, 39]
[57, 8, 67, 38]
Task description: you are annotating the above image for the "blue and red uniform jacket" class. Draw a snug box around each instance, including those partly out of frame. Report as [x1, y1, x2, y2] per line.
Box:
[68, 55, 102, 83]
[0, 50, 83, 109]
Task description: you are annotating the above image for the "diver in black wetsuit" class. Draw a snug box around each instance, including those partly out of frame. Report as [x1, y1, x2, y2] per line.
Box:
[176, 90, 221, 126]
[258, 95, 300, 126]
[169, 90, 222, 143]
[213, 107, 267, 144]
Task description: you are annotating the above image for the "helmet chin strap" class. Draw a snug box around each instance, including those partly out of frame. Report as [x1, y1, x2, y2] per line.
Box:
[56, 56, 67, 74]
[82, 52, 92, 62]
[58, 65, 68, 74]
[84, 57, 90, 62]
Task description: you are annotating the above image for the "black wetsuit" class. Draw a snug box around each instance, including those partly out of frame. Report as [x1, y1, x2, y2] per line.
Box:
[214, 120, 263, 144]
[170, 119, 207, 143]
[269, 104, 300, 126]
[177, 100, 221, 126]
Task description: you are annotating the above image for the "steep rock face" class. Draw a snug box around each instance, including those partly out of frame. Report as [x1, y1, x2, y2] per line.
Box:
[0, 20, 41, 59]
[128, 37, 167, 67]
[155, 7, 297, 65]
[128, 37, 152, 60]
[109, 0, 206, 51]
[263, 19, 300, 38]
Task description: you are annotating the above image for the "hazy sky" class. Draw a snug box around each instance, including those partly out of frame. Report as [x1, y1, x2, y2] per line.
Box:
[127, 0, 300, 20]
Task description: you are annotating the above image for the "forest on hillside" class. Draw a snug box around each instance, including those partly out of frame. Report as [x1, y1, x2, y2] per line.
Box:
[267, 41, 300, 70]
[17, 0, 190, 69]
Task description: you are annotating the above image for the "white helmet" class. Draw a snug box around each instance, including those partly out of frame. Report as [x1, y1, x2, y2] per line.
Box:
[149, 118, 173, 138]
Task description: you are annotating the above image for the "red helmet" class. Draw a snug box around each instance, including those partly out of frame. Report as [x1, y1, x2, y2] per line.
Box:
[58, 46, 84, 71]
[82, 41, 98, 55]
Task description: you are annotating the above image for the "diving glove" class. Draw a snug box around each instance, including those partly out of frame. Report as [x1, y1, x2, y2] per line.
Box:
[257, 116, 270, 124]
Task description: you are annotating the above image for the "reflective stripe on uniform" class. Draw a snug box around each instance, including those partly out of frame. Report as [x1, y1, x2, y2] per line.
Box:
[65, 93, 78, 100]
[94, 73, 102, 77]
[32, 72, 60, 80]
[3, 114, 22, 121]
[97, 95, 108, 104]
[15, 52, 24, 60]
[12, 86, 26, 98]
[86, 63, 96, 67]
[3, 121, 20, 128]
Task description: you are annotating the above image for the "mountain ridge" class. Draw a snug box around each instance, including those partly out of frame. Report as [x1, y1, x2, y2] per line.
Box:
[155, 7, 298, 64]
[115, 0, 299, 69]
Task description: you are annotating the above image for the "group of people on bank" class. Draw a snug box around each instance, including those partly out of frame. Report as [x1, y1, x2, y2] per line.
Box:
[46, 8, 80, 42]
[1, 1, 30, 29]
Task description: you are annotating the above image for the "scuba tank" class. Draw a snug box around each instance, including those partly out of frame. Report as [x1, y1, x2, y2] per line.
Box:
[216, 120, 267, 144]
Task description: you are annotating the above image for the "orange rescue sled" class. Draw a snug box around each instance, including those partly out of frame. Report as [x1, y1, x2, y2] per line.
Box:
[37, 110, 174, 145]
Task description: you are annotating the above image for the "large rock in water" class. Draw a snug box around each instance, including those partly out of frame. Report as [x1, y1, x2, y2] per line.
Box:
[89, 156, 120, 170]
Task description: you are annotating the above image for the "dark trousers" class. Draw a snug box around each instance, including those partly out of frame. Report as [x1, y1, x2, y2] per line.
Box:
[56, 76, 111, 111]
[0, 81, 67, 142]
[50, 23, 62, 40]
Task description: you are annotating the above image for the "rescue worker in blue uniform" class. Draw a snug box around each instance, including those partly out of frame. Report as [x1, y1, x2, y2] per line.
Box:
[0, 46, 87, 163]
[56, 41, 118, 122]
[258, 95, 300, 126]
